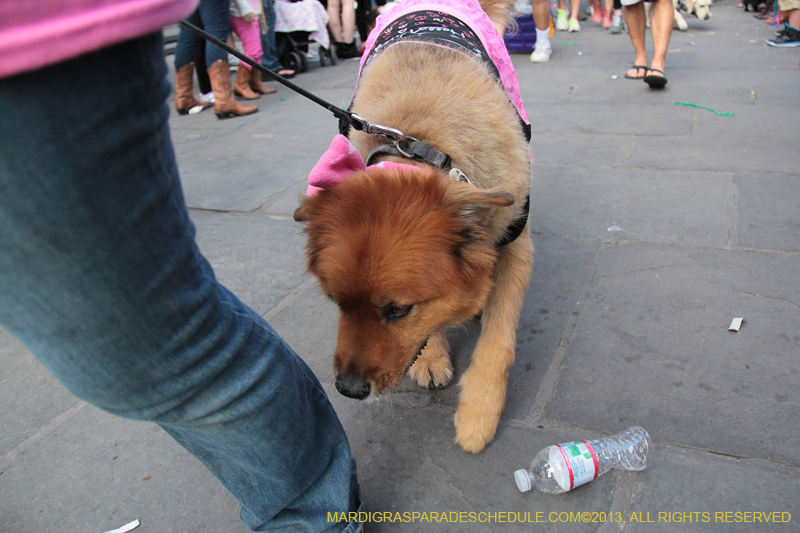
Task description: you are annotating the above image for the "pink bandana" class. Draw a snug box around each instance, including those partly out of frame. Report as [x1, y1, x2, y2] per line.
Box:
[306, 134, 424, 196]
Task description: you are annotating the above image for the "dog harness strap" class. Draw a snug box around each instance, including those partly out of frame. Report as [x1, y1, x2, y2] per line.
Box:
[496, 195, 530, 248]
[365, 142, 451, 170]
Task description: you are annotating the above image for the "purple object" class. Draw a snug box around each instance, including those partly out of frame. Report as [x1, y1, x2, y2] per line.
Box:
[504, 14, 538, 52]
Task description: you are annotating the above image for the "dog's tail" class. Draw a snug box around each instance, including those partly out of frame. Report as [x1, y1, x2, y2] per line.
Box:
[480, 0, 513, 32]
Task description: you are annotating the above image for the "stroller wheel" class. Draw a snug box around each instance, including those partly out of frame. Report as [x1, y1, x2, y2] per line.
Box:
[284, 51, 305, 73]
[298, 52, 308, 72]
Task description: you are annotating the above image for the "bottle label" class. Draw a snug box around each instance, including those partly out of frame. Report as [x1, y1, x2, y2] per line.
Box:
[552, 441, 598, 491]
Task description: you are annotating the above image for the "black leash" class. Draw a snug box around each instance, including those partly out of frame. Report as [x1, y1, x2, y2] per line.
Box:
[180, 20, 456, 167]
[179, 19, 362, 132]
[180, 19, 529, 246]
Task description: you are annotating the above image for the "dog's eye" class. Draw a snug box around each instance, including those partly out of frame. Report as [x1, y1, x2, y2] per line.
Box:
[386, 304, 412, 321]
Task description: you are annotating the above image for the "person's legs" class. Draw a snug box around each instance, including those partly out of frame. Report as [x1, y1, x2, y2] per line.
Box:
[0, 32, 360, 533]
[556, 0, 569, 29]
[610, 0, 625, 33]
[624, 0, 649, 76]
[647, 0, 673, 77]
[175, 8, 203, 70]
[767, 8, 800, 45]
[197, 0, 230, 67]
[328, 0, 343, 43]
[259, 0, 295, 76]
[568, 0, 582, 29]
[531, 0, 554, 62]
[231, 17, 276, 95]
[533, 0, 553, 31]
[341, 0, 357, 44]
[603, 0, 615, 27]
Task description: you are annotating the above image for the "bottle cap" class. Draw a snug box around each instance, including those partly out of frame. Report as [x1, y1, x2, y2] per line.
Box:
[514, 469, 532, 492]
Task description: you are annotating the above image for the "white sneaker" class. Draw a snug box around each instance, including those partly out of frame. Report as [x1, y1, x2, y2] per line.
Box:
[556, 9, 569, 31]
[530, 40, 552, 63]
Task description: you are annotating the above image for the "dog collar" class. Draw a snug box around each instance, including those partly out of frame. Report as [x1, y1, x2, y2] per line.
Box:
[306, 133, 529, 247]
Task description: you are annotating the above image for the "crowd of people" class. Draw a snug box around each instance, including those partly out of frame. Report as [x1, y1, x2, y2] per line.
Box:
[177, 0, 797, 118]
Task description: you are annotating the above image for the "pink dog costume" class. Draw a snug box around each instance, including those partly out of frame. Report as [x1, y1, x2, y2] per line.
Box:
[357, 0, 528, 126]
[309, 0, 531, 196]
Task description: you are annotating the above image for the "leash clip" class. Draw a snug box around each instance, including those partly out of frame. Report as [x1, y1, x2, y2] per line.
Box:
[350, 113, 412, 150]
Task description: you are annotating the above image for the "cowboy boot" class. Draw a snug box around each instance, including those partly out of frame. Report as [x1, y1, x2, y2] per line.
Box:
[175, 62, 212, 115]
[249, 69, 277, 95]
[233, 64, 260, 100]
[755, 0, 773, 19]
[208, 60, 258, 119]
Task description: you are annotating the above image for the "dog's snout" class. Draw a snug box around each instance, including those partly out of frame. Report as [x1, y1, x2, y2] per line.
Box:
[335, 374, 371, 400]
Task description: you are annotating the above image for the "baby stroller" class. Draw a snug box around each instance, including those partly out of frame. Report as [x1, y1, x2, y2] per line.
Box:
[273, 0, 336, 72]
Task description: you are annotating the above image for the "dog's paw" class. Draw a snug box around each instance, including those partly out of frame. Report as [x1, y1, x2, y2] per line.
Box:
[409, 333, 453, 389]
[453, 371, 506, 454]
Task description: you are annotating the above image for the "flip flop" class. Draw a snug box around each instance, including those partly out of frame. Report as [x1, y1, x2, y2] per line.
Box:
[625, 65, 647, 79]
[644, 68, 668, 88]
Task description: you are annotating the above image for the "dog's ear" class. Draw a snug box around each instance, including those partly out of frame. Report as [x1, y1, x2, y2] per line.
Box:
[293, 205, 308, 222]
[465, 188, 515, 209]
[445, 184, 515, 225]
[293, 196, 313, 222]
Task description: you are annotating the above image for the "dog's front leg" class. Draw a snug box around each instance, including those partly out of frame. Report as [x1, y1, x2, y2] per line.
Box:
[454, 228, 533, 453]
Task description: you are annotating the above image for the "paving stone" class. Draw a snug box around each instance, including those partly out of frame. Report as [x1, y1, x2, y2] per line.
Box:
[735, 173, 800, 253]
[330, 400, 618, 532]
[0, 329, 76, 455]
[606, 444, 800, 532]
[191, 212, 308, 316]
[0, 403, 245, 533]
[544, 242, 800, 465]
[530, 165, 730, 247]
[628, 135, 796, 174]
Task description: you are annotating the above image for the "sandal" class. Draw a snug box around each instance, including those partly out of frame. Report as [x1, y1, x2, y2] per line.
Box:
[644, 68, 668, 88]
[625, 65, 647, 79]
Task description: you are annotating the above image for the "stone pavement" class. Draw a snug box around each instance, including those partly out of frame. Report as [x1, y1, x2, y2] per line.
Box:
[1, 3, 799, 532]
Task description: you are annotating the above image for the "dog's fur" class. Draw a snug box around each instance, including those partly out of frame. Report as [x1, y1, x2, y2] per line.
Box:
[684, 0, 712, 21]
[647, 0, 712, 28]
[293, 0, 532, 454]
[646, 0, 690, 31]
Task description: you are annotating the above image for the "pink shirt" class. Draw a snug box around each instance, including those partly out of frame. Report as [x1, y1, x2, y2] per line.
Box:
[0, 0, 198, 79]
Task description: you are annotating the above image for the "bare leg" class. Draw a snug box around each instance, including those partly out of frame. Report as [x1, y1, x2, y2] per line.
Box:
[532, 0, 553, 30]
[327, 0, 343, 42]
[341, 0, 356, 43]
[648, 0, 674, 75]
[569, 0, 582, 21]
[624, 1, 649, 77]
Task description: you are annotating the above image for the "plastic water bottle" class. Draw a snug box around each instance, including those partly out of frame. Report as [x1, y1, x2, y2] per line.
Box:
[514, 427, 652, 494]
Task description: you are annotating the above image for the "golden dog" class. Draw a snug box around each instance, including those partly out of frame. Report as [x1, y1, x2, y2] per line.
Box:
[294, 0, 532, 453]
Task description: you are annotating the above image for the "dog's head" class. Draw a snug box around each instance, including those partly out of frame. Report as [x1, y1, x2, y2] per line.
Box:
[691, 0, 712, 19]
[294, 167, 513, 399]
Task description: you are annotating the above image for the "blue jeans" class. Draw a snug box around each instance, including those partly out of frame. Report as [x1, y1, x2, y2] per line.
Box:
[261, 0, 286, 71]
[175, 0, 231, 69]
[0, 33, 361, 533]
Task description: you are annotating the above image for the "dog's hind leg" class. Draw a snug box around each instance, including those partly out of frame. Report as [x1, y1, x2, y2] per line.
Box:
[409, 329, 453, 389]
[454, 228, 533, 453]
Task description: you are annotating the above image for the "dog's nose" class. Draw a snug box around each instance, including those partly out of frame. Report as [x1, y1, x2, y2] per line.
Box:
[335, 374, 371, 399]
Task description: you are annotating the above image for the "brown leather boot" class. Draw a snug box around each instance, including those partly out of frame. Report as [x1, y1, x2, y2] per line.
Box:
[209, 60, 258, 119]
[755, 0, 773, 19]
[249, 68, 277, 95]
[175, 62, 212, 115]
[233, 63, 260, 100]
